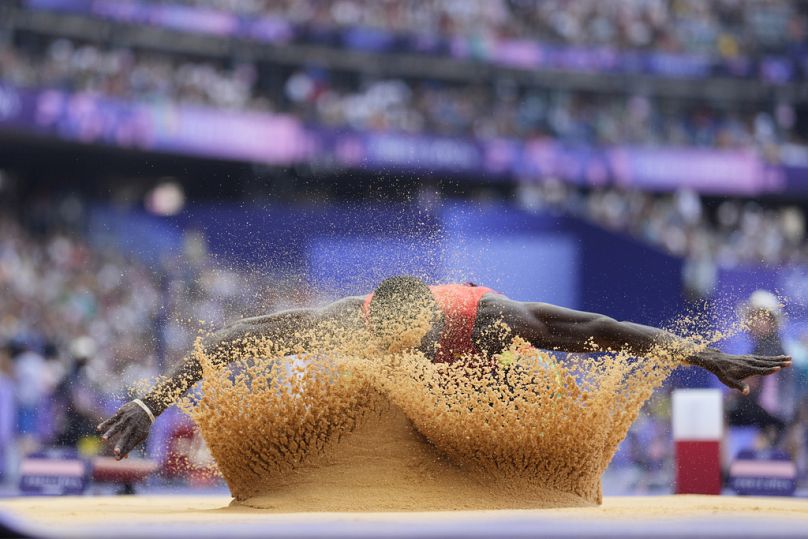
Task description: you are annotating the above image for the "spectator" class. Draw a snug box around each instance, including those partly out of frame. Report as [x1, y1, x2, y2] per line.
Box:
[726, 290, 792, 445]
[12, 342, 49, 454]
[50, 337, 103, 449]
[784, 396, 808, 486]
[121, 0, 808, 61]
[0, 344, 16, 482]
[0, 36, 797, 150]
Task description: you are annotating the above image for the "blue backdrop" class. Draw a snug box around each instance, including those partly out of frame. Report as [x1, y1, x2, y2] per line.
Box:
[90, 201, 685, 328]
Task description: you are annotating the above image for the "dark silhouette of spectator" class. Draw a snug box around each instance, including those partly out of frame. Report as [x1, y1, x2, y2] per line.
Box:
[51, 338, 101, 448]
[727, 290, 792, 444]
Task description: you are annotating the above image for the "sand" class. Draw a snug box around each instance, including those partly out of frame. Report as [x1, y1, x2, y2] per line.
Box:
[2, 494, 808, 522]
[170, 315, 689, 510]
[139, 289, 762, 512]
[237, 403, 591, 512]
[2, 494, 808, 539]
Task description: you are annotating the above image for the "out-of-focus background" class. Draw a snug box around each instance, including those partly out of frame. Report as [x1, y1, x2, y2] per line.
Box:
[1, 0, 807, 496]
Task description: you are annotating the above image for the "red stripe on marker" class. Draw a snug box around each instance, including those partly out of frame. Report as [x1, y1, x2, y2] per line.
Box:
[675, 440, 722, 495]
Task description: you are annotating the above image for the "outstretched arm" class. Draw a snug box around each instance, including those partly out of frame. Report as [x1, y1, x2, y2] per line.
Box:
[97, 298, 361, 459]
[141, 308, 323, 417]
[485, 297, 791, 394]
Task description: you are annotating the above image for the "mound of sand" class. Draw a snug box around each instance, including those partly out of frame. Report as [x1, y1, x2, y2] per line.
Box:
[236, 403, 592, 512]
[169, 313, 693, 510]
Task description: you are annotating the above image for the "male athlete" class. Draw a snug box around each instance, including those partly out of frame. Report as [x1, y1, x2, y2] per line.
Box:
[98, 276, 791, 459]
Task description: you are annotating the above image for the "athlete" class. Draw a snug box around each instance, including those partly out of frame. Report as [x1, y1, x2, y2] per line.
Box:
[98, 276, 791, 459]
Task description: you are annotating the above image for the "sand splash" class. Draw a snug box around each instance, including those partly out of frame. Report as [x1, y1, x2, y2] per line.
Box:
[162, 308, 723, 511]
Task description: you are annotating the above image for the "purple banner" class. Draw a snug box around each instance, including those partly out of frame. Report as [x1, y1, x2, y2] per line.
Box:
[24, 0, 797, 83]
[26, 0, 294, 43]
[0, 83, 307, 164]
[0, 82, 802, 195]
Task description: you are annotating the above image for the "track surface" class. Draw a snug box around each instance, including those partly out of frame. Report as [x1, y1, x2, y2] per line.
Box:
[1, 495, 808, 538]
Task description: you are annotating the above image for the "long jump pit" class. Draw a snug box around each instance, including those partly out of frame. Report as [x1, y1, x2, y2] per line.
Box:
[3, 403, 808, 538]
[5, 328, 807, 537]
[2, 490, 808, 538]
[4, 405, 807, 538]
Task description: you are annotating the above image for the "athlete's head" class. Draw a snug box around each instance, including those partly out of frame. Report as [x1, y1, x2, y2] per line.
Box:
[368, 275, 441, 353]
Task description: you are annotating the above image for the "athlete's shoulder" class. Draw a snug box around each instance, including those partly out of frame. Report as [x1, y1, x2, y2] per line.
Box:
[476, 291, 514, 317]
[309, 297, 366, 328]
[322, 296, 365, 313]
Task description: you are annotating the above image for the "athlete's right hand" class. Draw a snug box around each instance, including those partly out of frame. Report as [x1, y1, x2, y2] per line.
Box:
[694, 349, 791, 395]
[97, 401, 153, 460]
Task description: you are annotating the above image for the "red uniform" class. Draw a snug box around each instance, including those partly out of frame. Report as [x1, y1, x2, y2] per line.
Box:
[363, 283, 495, 363]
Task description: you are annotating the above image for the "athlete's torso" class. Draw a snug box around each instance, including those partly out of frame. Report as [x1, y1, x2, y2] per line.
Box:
[363, 283, 496, 363]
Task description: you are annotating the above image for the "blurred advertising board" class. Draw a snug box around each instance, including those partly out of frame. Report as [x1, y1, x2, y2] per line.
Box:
[0, 81, 796, 196]
[729, 449, 797, 496]
[19, 450, 89, 495]
[0, 83, 308, 164]
[24, 0, 800, 82]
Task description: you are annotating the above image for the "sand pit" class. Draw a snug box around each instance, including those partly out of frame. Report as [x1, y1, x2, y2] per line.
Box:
[2, 494, 808, 538]
[236, 403, 592, 512]
[175, 330, 676, 509]
[135, 291, 766, 513]
[156, 308, 713, 511]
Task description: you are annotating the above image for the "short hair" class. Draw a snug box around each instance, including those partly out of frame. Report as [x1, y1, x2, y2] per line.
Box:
[368, 276, 438, 339]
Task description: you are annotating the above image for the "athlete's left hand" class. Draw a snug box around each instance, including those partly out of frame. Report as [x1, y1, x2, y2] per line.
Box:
[694, 349, 791, 395]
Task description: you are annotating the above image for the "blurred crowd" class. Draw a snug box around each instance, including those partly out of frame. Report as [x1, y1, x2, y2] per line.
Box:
[284, 69, 788, 149]
[0, 190, 807, 491]
[0, 209, 155, 480]
[0, 37, 265, 112]
[0, 201, 314, 484]
[0, 35, 795, 151]
[164, 0, 805, 59]
[517, 182, 807, 286]
[0, 0, 806, 497]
